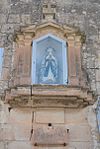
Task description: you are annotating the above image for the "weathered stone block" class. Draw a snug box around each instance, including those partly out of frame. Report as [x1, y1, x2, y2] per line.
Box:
[96, 82, 100, 95]
[8, 142, 32, 149]
[0, 34, 6, 47]
[65, 109, 87, 124]
[8, 14, 20, 23]
[1, 24, 14, 33]
[68, 141, 93, 149]
[21, 15, 31, 25]
[0, 102, 9, 124]
[32, 126, 68, 146]
[9, 109, 32, 124]
[0, 14, 6, 24]
[96, 70, 100, 81]
[35, 109, 64, 123]
[0, 142, 5, 149]
[12, 124, 31, 141]
[2, 68, 9, 80]
[9, 109, 32, 141]
[0, 124, 15, 141]
[68, 125, 92, 142]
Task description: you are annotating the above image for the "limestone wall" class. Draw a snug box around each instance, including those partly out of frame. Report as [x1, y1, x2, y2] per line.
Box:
[0, 0, 100, 149]
[0, 0, 100, 95]
[0, 98, 99, 149]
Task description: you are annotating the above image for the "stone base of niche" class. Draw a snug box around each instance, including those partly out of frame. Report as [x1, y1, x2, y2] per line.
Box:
[4, 84, 95, 108]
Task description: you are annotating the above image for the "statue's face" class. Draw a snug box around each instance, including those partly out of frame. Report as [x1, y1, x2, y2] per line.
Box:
[47, 48, 53, 56]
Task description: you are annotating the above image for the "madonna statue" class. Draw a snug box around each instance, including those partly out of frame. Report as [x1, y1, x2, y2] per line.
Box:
[39, 47, 58, 84]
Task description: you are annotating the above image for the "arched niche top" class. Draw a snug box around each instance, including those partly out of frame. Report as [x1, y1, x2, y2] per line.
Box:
[34, 33, 67, 44]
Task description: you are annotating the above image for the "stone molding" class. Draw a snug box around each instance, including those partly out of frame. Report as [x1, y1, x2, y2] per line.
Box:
[4, 85, 95, 108]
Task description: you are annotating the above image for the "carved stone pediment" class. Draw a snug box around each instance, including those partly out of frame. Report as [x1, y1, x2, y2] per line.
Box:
[15, 22, 84, 44]
[20, 22, 78, 34]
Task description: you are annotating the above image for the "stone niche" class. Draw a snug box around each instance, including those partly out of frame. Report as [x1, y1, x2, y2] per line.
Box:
[31, 34, 68, 85]
[12, 22, 85, 87]
[5, 22, 94, 107]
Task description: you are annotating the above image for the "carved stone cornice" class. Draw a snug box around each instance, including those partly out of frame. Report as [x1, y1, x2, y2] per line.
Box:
[5, 85, 95, 108]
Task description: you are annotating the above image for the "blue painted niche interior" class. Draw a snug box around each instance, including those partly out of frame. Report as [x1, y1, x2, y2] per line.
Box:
[31, 34, 68, 85]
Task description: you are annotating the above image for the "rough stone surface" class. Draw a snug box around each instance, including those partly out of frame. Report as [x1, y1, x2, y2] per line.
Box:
[0, 99, 99, 149]
[35, 109, 64, 123]
[32, 126, 68, 145]
[0, 0, 100, 149]
[0, 0, 100, 95]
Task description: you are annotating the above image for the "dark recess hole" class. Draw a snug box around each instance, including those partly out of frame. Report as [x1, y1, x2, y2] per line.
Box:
[8, 107, 12, 112]
[34, 143, 37, 146]
[64, 143, 67, 146]
[48, 123, 52, 127]
[67, 128, 69, 133]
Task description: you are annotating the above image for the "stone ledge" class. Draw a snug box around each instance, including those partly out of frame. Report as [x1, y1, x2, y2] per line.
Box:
[4, 85, 95, 108]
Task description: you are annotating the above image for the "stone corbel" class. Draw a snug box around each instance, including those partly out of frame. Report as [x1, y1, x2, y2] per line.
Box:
[15, 34, 25, 47]
[23, 33, 34, 46]
[15, 32, 35, 47]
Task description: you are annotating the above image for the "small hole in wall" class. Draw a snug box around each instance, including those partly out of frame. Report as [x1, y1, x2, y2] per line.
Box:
[43, 14, 45, 19]
[64, 143, 67, 146]
[48, 123, 52, 127]
[8, 107, 13, 112]
[67, 129, 69, 133]
[34, 143, 37, 146]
